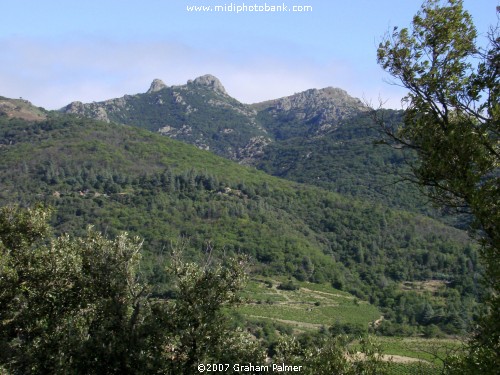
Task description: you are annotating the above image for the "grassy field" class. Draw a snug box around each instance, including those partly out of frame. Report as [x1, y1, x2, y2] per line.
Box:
[377, 336, 463, 363]
[385, 362, 441, 375]
[237, 277, 381, 330]
[366, 337, 461, 374]
[237, 277, 462, 371]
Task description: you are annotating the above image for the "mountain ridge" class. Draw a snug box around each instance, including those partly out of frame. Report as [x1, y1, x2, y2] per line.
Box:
[0, 108, 480, 336]
[61, 74, 270, 161]
[3, 77, 426, 216]
[59, 74, 371, 161]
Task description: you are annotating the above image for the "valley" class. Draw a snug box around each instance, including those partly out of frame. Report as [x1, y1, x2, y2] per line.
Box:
[0, 82, 479, 372]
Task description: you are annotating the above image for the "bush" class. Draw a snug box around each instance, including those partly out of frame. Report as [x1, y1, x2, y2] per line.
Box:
[277, 280, 300, 291]
[0, 205, 265, 374]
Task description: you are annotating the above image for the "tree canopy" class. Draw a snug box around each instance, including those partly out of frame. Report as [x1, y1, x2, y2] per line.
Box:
[376, 0, 499, 372]
[0, 205, 391, 374]
[0, 205, 261, 374]
[377, 0, 499, 250]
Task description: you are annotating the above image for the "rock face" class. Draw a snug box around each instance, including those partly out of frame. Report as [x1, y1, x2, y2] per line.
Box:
[64, 101, 84, 113]
[276, 87, 365, 117]
[147, 79, 167, 94]
[59, 75, 366, 162]
[189, 74, 227, 96]
[63, 101, 110, 122]
[253, 87, 367, 138]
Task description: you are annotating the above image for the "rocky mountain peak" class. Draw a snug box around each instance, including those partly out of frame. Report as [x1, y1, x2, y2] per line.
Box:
[318, 87, 364, 106]
[251, 86, 367, 138]
[282, 87, 364, 109]
[189, 74, 227, 95]
[147, 79, 167, 94]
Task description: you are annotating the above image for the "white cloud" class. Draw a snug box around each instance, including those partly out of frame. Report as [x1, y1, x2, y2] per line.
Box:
[0, 36, 404, 109]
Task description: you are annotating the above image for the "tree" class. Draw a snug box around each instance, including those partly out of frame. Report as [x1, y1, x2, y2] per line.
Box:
[375, 0, 499, 372]
[0, 205, 147, 374]
[143, 249, 265, 374]
[273, 334, 388, 375]
[0, 205, 262, 374]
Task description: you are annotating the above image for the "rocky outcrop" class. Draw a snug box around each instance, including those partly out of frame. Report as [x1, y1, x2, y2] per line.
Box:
[188, 74, 228, 96]
[147, 79, 167, 94]
[238, 136, 273, 165]
[253, 87, 367, 136]
[63, 101, 110, 122]
[64, 100, 85, 113]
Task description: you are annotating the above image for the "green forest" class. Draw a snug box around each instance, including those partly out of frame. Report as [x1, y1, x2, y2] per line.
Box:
[0, 0, 498, 373]
[0, 111, 483, 374]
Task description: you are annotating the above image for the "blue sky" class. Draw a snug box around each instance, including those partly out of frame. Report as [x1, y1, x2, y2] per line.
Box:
[0, 0, 497, 109]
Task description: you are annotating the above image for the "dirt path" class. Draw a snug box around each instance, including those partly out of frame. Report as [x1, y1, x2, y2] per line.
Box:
[382, 354, 428, 363]
[351, 352, 429, 364]
[245, 314, 323, 329]
[300, 287, 354, 299]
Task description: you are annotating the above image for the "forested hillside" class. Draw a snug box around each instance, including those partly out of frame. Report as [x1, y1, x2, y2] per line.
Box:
[255, 108, 432, 213]
[0, 110, 481, 336]
[60, 77, 449, 219]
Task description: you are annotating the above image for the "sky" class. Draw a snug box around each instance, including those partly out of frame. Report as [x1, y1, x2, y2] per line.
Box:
[0, 0, 497, 109]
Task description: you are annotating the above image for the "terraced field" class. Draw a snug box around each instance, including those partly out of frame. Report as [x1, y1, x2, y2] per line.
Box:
[237, 277, 461, 373]
[237, 277, 381, 330]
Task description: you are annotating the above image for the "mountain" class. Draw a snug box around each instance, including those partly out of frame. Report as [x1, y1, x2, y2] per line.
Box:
[60, 76, 369, 162]
[62, 74, 271, 162]
[252, 87, 367, 140]
[0, 107, 481, 334]
[251, 89, 427, 210]
[61, 76, 432, 215]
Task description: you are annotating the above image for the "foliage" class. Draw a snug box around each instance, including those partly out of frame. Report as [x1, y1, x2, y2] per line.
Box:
[0, 205, 146, 373]
[0, 205, 263, 374]
[377, 0, 499, 251]
[376, 0, 499, 372]
[277, 280, 300, 291]
[274, 334, 388, 375]
[147, 252, 263, 374]
[0, 111, 484, 335]
[256, 109, 440, 216]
